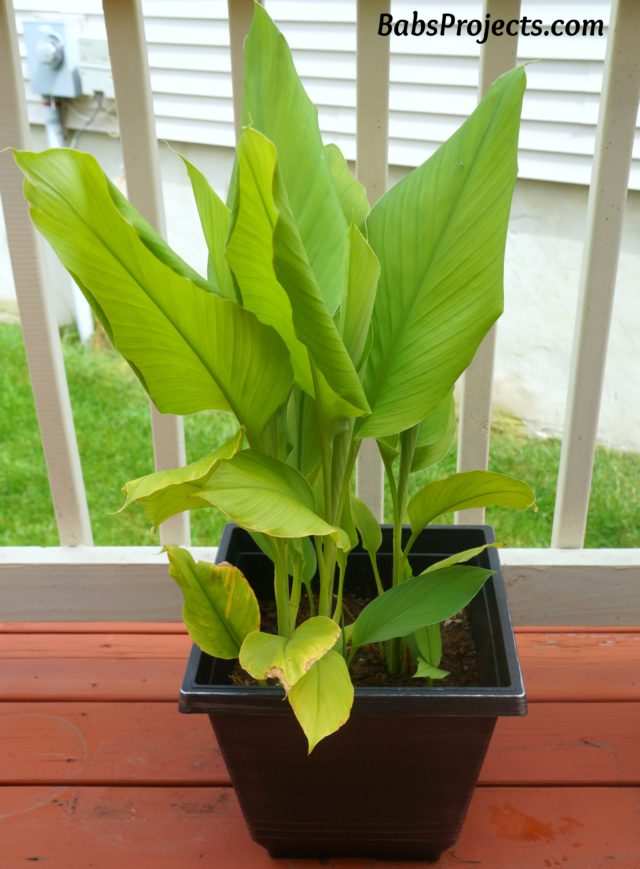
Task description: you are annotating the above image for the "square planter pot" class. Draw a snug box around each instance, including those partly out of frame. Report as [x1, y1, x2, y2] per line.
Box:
[180, 523, 526, 861]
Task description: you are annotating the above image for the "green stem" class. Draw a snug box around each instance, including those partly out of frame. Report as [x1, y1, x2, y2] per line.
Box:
[268, 538, 291, 637]
[368, 551, 384, 596]
[332, 551, 348, 623]
[289, 554, 302, 629]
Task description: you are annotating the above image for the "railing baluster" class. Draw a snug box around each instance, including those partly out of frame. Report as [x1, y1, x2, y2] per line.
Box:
[456, 0, 521, 525]
[103, 0, 189, 546]
[0, 0, 93, 546]
[228, 0, 261, 141]
[355, 0, 390, 521]
[552, 0, 640, 548]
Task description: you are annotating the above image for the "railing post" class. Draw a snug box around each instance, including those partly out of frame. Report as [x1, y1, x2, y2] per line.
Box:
[355, 0, 390, 521]
[456, 0, 521, 525]
[552, 0, 640, 547]
[103, 0, 189, 546]
[0, 0, 93, 545]
[228, 0, 262, 141]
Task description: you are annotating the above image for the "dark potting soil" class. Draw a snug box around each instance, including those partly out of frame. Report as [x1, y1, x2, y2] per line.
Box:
[231, 593, 483, 689]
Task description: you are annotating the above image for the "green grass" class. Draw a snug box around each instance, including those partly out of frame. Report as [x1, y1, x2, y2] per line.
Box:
[1, 322, 638, 548]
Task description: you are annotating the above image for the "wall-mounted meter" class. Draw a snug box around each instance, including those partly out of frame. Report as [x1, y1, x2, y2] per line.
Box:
[78, 27, 115, 99]
[23, 19, 82, 98]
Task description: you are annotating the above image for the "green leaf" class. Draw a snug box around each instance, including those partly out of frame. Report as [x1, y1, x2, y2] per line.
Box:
[119, 429, 244, 526]
[359, 67, 526, 437]
[412, 392, 456, 472]
[225, 128, 313, 395]
[325, 143, 369, 231]
[106, 178, 211, 292]
[243, 4, 348, 313]
[290, 536, 318, 584]
[14, 148, 294, 437]
[408, 470, 536, 535]
[377, 434, 399, 464]
[339, 496, 358, 553]
[414, 660, 449, 680]
[412, 622, 442, 668]
[350, 565, 493, 655]
[196, 449, 350, 549]
[239, 616, 340, 691]
[165, 547, 260, 659]
[288, 650, 354, 753]
[179, 155, 236, 299]
[229, 128, 369, 420]
[285, 389, 321, 476]
[423, 543, 500, 574]
[352, 496, 382, 556]
[339, 224, 380, 370]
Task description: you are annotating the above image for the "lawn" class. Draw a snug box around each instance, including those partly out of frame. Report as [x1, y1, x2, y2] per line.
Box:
[1, 322, 638, 548]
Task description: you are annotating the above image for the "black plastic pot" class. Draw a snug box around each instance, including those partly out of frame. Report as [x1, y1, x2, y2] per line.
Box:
[180, 524, 526, 860]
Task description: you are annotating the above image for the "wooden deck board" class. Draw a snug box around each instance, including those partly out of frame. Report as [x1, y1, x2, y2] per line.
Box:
[1, 701, 638, 787]
[0, 624, 638, 867]
[2, 629, 639, 701]
[1, 786, 638, 868]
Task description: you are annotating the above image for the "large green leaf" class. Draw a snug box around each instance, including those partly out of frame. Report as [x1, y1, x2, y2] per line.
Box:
[285, 389, 321, 476]
[225, 128, 313, 395]
[196, 449, 349, 549]
[180, 155, 236, 299]
[411, 392, 457, 472]
[339, 224, 380, 370]
[288, 650, 354, 753]
[243, 4, 348, 313]
[119, 429, 244, 526]
[106, 178, 211, 292]
[350, 565, 493, 656]
[15, 149, 293, 437]
[359, 67, 526, 437]
[325, 143, 369, 231]
[408, 470, 536, 535]
[166, 547, 260, 659]
[239, 616, 340, 691]
[228, 128, 369, 420]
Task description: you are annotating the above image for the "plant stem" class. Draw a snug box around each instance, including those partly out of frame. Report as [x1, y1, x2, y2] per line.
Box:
[289, 554, 302, 628]
[269, 538, 291, 637]
[368, 551, 384, 596]
[332, 550, 348, 623]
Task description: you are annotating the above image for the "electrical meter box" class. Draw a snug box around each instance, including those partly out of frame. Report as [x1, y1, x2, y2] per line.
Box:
[78, 29, 115, 99]
[23, 19, 82, 98]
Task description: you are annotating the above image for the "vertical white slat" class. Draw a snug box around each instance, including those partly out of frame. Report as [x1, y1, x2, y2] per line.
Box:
[0, 0, 93, 546]
[552, 0, 640, 548]
[456, 0, 520, 525]
[228, 0, 261, 140]
[355, 0, 390, 521]
[103, 0, 189, 546]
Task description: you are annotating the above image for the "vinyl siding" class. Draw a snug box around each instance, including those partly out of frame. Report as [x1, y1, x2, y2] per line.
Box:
[11, 0, 640, 187]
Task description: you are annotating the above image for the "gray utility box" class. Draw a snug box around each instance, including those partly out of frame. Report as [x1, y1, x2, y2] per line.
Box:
[23, 19, 82, 98]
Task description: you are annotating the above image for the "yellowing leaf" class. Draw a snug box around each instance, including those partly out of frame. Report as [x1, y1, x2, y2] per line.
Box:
[166, 547, 260, 659]
[119, 429, 244, 526]
[288, 650, 354, 753]
[408, 471, 536, 535]
[239, 616, 340, 691]
[197, 450, 350, 549]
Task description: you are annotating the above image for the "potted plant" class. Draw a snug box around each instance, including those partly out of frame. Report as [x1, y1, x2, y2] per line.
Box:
[14, 4, 535, 859]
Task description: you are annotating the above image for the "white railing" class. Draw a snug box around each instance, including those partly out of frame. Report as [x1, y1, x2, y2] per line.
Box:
[0, 0, 638, 624]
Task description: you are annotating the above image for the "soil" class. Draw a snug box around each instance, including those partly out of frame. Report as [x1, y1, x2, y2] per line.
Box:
[231, 592, 483, 689]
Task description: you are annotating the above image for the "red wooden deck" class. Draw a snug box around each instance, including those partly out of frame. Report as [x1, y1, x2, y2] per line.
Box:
[1, 623, 638, 868]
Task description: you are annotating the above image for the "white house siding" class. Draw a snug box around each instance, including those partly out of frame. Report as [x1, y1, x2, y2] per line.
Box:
[2, 0, 639, 450]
